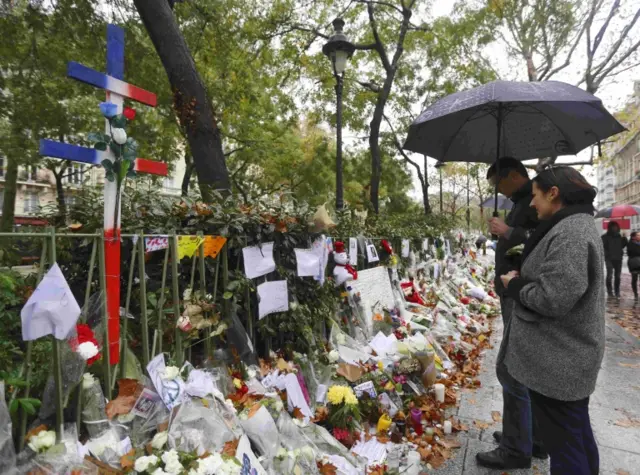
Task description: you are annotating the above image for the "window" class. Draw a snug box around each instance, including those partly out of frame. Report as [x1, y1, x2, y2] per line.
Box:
[64, 163, 85, 185]
[23, 192, 40, 214]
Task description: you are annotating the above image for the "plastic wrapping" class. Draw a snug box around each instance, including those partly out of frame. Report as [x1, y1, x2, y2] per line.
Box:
[20, 423, 82, 475]
[0, 382, 17, 475]
[240, 405, 280, 459]
[81, 375, 109, 439]
[168, 399, 239, 455]
[129, 396, 170, 447]
[225, 312, 258, 366]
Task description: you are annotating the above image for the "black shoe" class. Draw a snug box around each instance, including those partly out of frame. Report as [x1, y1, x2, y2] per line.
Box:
[493, 431, 549, 459]
[476, 447, 532, 469]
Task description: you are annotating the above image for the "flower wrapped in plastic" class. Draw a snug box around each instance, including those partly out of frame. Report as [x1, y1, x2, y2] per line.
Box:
[0, 383, 17, 474]
[19, 423, 83, 475]
[80, 373, 110, 439]
[239, 405, 280, 461]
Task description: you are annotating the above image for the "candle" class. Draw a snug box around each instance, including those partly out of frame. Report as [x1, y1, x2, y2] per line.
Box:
[434, 383, 445, 403]
[377, 414, 392, 433]
[410, 408, 423, 436]
[443, 420, 452, 434]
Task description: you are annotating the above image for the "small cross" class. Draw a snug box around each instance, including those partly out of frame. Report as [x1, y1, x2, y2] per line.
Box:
[39, 24, 168, 365]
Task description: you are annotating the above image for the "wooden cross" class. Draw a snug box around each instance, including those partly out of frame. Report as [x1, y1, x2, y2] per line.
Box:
[39, 24, 168, 365]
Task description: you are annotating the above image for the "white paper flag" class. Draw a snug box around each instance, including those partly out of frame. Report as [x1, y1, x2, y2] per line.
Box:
[366, 242, 379, 263]
[422, 238, 429, 251]
[242, 242, 276, 279]
[401, 239, 410, 258]
[349, 237, 358, 266]
[145, 236, 169, 252]
[21, 263, 81, 341]
[294, 248, 320, 277]
[257, 280, 289, 319]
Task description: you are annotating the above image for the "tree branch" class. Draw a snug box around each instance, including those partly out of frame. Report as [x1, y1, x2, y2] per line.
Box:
[592, 5, 640, 79]
[592, 0, 620, 56]
[366, 1, 392, 73]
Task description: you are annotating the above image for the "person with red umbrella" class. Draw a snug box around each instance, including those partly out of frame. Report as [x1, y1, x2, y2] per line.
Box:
[601, 221, 628, 299]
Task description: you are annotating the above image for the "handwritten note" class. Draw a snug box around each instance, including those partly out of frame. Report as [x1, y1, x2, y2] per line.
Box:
[242, 242, 276, 279]
[366, 242, 379, 263]
[349, 237, 358, 266]
[177, 235, 205, 259]
[354, 381, 377, 399]
[294, 248, 320, 277]
[257, 280, 289, 319]
[145, 236, 169, 252]
[402, 239, 410, 258]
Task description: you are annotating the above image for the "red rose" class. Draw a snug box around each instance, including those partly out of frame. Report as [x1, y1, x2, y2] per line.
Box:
[460, 297, 471, 305]
[123, 106, 136, 120]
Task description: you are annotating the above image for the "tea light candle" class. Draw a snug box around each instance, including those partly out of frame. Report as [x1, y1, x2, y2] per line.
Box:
[443, 420, 452, 434]
[434, 383, 445, 402]
[377, 414, 392, 433]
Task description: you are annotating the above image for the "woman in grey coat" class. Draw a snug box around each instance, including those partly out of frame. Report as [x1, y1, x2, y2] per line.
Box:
[500, 166, 604, 475]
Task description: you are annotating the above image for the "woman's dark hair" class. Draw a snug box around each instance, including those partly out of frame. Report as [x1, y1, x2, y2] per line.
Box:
[532, 166, 597, 206]
[631, 231, 637, 238]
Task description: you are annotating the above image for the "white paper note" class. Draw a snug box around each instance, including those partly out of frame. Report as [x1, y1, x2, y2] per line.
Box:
[21, 263, 81, 341]
[284, 373, 313, 420]
[147, 353, 187, 410]
[242, 242, 276, 279]
[369, 331, 396, 357]
[349, 237, 358, 266]
[257, 280, 289, 319]
[351, 439, 388, 465]
[434, 263, 440, 280]
[316, 384, 328, 403]
[311, 235, 329, 284]
[294, 248, 320, 277]
[145, 236, 169, 252]
[422, 238, 429, 251]
[401, 239, 410, 258]
[366, 242, 379, 263]
[185, 369, 217, 398]
[236, 435, 267, 475]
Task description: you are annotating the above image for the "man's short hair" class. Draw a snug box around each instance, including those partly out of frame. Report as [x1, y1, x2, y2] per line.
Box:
[486, 157, 529, 181]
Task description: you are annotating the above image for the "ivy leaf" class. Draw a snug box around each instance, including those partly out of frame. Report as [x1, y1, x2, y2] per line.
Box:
[101, 159, 113, 171]
[111, 114, 127, 128]
[223, 291, 233, 300]
[20, 400, 35, 415]
[87, 132, 109, 143]
[227, 280, 241, 291]
[126, 170, 137, 179]
[9, 399, 18, 415]
[123, 149, 136, 161]
[94, 142, 108, 151]
[106, 171, 115, 182]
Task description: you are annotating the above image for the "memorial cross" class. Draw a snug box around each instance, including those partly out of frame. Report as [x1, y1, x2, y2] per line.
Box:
[39, 24, 168, 365]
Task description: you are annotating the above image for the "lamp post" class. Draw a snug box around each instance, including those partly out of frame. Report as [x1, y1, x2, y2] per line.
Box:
[466, 162, 471, 231]
[435, 161, 444, 213]
[323, 18, 355, 210]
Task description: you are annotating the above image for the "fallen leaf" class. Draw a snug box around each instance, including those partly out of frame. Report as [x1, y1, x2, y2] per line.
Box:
[376, 435, 390, 444]
[438, 437, 462, 449]
[451, 419, 469, 432]
[292, 407, 305, 420]
[317, 461, 337, 475]
[468, 398, 476, 405]
[222, 439, 239, 457]
[491, 411, 502, 422]
[313, 406, 329, 423]
[615, 470, 631, 475]
[474, 420, 491, 430]
[120, 449, 136, 470]
[25, 424, 47, 443]
[618, 363, 640, 368]
[614, 418, 640, 428]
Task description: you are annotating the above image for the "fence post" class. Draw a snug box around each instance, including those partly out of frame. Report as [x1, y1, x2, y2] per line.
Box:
[98, 232, 112, 400]
[120, 239, 137, 379]
[170, 231, 183, 366]
[82, 238, 98, 322]
[137, 231, 150, 368]
[157, 246, 170, 356]
[48, 227, 64, 442]
[197, 233, 210, 359]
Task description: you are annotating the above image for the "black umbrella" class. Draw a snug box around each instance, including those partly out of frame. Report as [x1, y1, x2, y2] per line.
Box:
[481, 194, 512, 211]
[404, 80, 625, 215]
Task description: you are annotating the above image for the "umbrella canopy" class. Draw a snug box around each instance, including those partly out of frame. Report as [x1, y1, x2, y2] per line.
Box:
[595, 204, 640, 218]
[403, 80, 625, 163]
[481, 194, 512, 211]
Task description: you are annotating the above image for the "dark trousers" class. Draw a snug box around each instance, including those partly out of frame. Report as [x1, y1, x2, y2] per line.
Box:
[632, 272, 639, 297]
[529, 390, 599, 475]
[605, 259, 622, 296]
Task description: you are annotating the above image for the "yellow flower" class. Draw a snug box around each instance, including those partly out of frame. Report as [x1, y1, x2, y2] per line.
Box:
[344, 392, 358, 405]
[327, 385, 346, 405]
[384, 381, 395, 391]
[233, 378, 242, 389]
[377, 361, 384, 371]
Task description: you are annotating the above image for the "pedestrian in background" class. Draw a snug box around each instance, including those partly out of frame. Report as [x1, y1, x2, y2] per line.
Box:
[602, 221, 627, 298]
[501, 166, 604, 475]
[627, 231, 640, 300]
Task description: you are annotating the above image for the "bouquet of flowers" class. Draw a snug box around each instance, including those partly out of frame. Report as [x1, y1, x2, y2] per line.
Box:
[326, 386, 361, 445]
[80, 373, 109, 439]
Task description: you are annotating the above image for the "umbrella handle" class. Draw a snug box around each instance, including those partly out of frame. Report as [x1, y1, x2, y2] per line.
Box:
[491, 210, 499, 240]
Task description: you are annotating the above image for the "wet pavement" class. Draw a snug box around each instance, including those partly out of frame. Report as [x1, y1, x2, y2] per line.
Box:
[433, 289, 640, 475]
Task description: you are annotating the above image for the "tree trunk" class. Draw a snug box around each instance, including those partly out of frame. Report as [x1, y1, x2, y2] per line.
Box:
[525, 53, 538, 81]
[133, 0, 231, 202]
[0, 155, 19, 232]
[422, 155, 430, 215]
[181, 149, 194, 197]
[54, 169, 67, 222]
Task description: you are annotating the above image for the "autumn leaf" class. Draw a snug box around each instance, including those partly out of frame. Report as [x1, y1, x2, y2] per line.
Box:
[317, 461, 337, 475]
[313, 406, 329, 423]
[491, 411, 502, 422]
[120, 449, 136, 471]
[222, 439, 239, 457]
[615, 469, 631, 475]
[618, 363, 640, 368]
[474, 420, 491, 430]
[438, 437, 462, 449]
[25, 424, 47, 442]
[292, 407, 305, 420]
[614, 418, 640, 428]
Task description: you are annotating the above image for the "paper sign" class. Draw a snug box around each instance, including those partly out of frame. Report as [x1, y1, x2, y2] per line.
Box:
[366, 242, 379, 263]
[349, 238, 358, 266]
[145, 236, 169, 253]
[177, 235, 205, 259]
[284, 373, 313, 420]
[243, 242, 276, 279]
[21, 263, 81, 341]
[237, 435, 267, 475]
[354, 381, 377, 399]
[434, 263, 440, 280]
[202, 236, 227, 258]
[257, 280, 289, 319]
[369, 331, 397, 357]
[402, 239, 410, 258]
[294, 248, 320, 277]
[147, 353, 187, 410]
[350, 266, 396, 327]
[316, 384, 328, 403]
[378, 393, 399, 417]
[351, 439, 387, 465]
[131, 388, 161, 418]
[185, 369, 217, 398]
[311, 236, 329, 284]
[422, 238, 429, 251]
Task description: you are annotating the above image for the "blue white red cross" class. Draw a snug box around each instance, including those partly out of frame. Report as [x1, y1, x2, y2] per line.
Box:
[39, 24, 168, 365]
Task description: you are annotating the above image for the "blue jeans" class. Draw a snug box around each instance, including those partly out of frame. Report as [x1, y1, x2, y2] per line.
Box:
[497, 362, 543, 457]
[529, 389, 599, 475]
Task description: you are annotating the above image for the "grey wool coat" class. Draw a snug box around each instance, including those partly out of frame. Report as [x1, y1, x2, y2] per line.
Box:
[502, 213, 606, 401]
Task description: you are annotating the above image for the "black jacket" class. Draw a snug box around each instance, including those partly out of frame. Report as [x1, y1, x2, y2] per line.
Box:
[601, 232, 627, 261]
[494, 181, 539, 295]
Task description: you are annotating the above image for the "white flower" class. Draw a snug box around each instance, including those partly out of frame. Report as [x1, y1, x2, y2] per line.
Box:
[336, 333, 346, 345]
[134, 454, 159, 473]
[77, 341, 99, 361]
[117, 412, 136, 423]
[247, 368, 257, 380]
[28, 430, 56, 453]
[151, 469, 170, 475]
[162, 366, 180, 380]
[300, 446, 315, 460]
[328, 350, 339, 363]
[161, 449, 184, 474]
[111, 127, 127, 145]
[189, 453, 241, 475]
[274, 399, 284, 412]
[151, 431, 168, 449]
[290, 301, 299, 310]
[82, 373, 96, 390]
[224, 399, 237, 414]
[183, 288, 193, 301]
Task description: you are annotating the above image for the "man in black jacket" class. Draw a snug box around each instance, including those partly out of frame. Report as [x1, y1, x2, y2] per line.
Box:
[602, 221, 628, 298]
[476, 157, 545, 470]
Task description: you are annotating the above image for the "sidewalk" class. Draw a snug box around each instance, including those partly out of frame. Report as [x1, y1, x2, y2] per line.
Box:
[433, 293, 640, 475]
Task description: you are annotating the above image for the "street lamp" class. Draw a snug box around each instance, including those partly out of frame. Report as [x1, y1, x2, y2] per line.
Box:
[435, 161, 445, 213]
[323, 18, 355, 210]
[466, 162, 471, 231]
